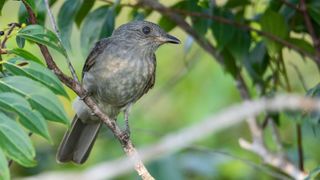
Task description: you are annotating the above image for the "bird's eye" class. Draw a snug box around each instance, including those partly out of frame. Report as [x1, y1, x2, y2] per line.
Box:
[142, 26, 151, 35]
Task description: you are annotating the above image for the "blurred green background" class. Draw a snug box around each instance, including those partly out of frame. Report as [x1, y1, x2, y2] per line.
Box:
[1, 0, 320, 179]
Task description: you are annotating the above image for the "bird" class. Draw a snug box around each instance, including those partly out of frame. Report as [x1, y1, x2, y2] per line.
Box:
[56, 21, 180, 164]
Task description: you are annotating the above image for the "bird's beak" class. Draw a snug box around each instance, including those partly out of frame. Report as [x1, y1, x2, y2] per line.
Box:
[158, 34, 181, 44]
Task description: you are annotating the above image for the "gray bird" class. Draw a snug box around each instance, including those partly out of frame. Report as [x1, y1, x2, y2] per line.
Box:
[57, 21, 180, 164]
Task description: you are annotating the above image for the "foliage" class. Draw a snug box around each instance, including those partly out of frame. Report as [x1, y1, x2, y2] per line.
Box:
[1, 0, 320, 179]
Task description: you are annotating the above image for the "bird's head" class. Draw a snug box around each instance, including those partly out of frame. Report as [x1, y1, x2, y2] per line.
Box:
[112, 21, 180, 51]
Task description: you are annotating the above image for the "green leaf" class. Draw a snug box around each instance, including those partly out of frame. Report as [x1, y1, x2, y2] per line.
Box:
[158, 1, 187, 32]
[17, 25, 67, 57]
[129, 8, 152, 21]
[0, 149, 10, 180]
[226, 28, 251, 61]
[16, 36, 25, 49]
[211, 8, 236, 49]
[305, 166, 320, 180]
[0, 92, 50, 140]
[24, 0, 36, 13]
[260, 10, 289, 56]
[19, 0, 46, 25]
[307, 1, 320, 26]
[0, 76, 69, 125]
[287, 38, 315, 55]
[221, 49, 239, 77]
[0, 112, 36, 167]
[244, 42, 268, 83]
[9, 48, 43, 64]
[0, 0, 6, 16]
[58, 0, 83, 49]
[4, 60, 68, 98]
[81, 5, 115, 56]
[75, 0, 95, 27]
[225, 0, 250, 8]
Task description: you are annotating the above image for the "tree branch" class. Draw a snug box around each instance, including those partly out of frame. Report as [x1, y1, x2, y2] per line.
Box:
[22, 0, 153, 179]
[21, 94, 313, 180]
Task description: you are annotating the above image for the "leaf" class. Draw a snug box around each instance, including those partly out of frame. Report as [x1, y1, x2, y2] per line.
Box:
[244, 42, 269, 83]
[307, 1, 320, 26]
[0, 76, 69, 125]
[58, 0, 83, 49]
[158, 1, 187, 32]
[226, 28, 251, 62]
[211, 8, 236, 49]
[99, 7, 116, 40]
[221, 49, 239, 77]
[80, 5, 114, 56]
[0, 92, 50, 140]
[287, 38, 315, 55]
[305, 166, 320, 180]
[0, 149, 10, 180]
[260, 10, 289, 56]
[75, 0, 95, 27]
[16, 36, 25, 48]
[0, 112, 36, 167]
[17, 25, 67, 57]
[0, 0, 6, 16]
[24, 0, 36, 13]
[4, 59, 69, 98]
[9, 48, 43, 64]
[129, 8, 152, 21]
[225, 0, 250, 8]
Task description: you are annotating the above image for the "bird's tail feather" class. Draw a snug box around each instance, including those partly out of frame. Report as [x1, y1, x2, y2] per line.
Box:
[56, 115, 101, 164]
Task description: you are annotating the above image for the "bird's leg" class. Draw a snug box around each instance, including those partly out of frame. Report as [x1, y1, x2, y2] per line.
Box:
[124, 104, 132, 137]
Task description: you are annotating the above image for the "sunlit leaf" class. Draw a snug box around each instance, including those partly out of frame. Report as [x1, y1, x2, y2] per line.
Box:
[17, 25, 67, 57]
[16, 36, 25, 49]
[0, 0, 7, 16]
[0, 112, 36, 167]
[0, 92, 50, 140]
[9, 48, 43, 64]
[0, 76, 69, 125]
[4, 59, 68, 98]
[0, 148, 10, 180]
[75, 0, 95, 27]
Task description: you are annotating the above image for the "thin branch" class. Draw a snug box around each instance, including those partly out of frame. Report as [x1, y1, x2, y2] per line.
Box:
[43, 0, 79, 83]
[22, 94, 314, 180]
[22, 1, 154, 179]
[0, 23, 21, 49]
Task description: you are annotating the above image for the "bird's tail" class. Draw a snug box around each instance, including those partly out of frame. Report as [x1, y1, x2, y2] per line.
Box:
[56, 115, 101, 164]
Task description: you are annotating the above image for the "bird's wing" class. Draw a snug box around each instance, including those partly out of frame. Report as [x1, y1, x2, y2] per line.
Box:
[82, 38, 110, 79]
[142, 53, 156, 94]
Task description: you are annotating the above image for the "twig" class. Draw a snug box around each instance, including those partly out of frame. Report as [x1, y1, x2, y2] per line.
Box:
[21, 94, 313, 180]
[0, 23, 21, 49]
[22, 1, 154, 179]
[43, 0, 79, 83]
[296, 124, 304, 171]
[278, 0, 301, 11]
[300, 0, 320, 64]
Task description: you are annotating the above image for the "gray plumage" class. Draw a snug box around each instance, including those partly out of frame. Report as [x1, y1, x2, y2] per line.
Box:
[57, 21, 180, 164]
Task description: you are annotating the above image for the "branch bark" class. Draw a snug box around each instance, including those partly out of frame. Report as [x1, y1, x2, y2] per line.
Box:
[21, 0, 153, 179]
[21, 94, 313, 180]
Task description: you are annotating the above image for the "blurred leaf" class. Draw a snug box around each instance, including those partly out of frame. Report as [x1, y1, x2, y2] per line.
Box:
[0, 0, 6, 15]
[226, 28, 251, 62]
[0, 92, 50, 140]
[9, 48, 43, 64]
[244, 42, 268, 83]
[81, 5, 117, 56]
[0, 112, 36, 167]
[129, 8, 152, 21]
[75, 0, 95, 27]
[57, 0, 83, 49]
[0, 149, 9, 180]
[287, 38, 315, 57]
[158, 1, 187, 32]
[17, 25, 67, 57]
[4, 59, 68, 98]
[18, 0, 47, 25]
[16, 36, 25, 49]
[24, 0, 36, 13]
[211, 8, 236, 49]
[0, 76, 69, 124]
[225, 0, 250, 8]
[260, 10, 289, 56]
[149, 155, 184, 180]
[307, 1, 320, 26]
[221, 49, 239, 77]
[305, 166, 320, 180]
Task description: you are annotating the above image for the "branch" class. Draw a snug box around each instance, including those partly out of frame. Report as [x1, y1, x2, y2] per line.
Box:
[22, 0, 153, 179]
[43, 0, 79, 83]
[0, 23, 21, 49]
[21, 94, 313, 180]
